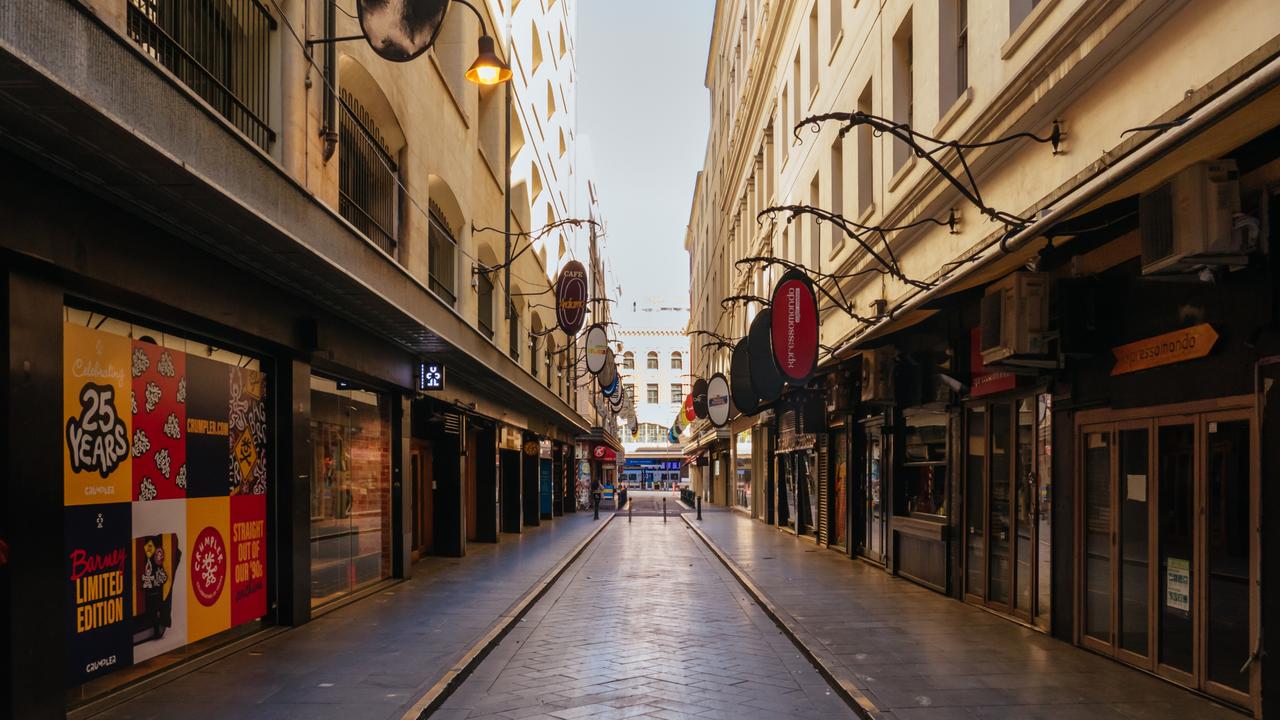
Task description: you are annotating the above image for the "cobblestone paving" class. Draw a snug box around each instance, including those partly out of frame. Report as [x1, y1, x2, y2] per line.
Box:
[436, 518, 855, 720]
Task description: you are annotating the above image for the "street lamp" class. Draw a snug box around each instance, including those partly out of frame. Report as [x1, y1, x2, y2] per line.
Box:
[451, 0, 512, 86]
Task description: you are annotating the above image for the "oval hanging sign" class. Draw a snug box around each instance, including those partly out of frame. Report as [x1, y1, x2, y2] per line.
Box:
[585, 324, 609, 374]
[357, 0, 450, 62]
[683, 393, 696, 424]
[730, 337, 761, 416]
[770, 270, 820, 385]
[601, 374, 619, 397]
[691, 378, 709, 419]
[555, 261, 588, 336]
[706, 373, 733, 428]
[749, 309, 785, 402]
[598, 350, 617, 389]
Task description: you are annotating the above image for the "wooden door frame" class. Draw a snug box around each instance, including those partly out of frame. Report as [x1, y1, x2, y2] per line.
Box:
[1073, 395, 1257, 712]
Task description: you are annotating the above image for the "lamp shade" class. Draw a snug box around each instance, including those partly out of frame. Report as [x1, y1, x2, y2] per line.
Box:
[465, 35, 512, 85]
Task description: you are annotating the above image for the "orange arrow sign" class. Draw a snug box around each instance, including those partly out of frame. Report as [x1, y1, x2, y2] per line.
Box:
[1111, 323, 1219, 376]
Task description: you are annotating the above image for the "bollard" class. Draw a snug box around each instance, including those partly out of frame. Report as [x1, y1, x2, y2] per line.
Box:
[629, 500, 632, 523]
[663, 497, 667, 523]
[697, 496, 702, 521]
[593, 493, 599, 520]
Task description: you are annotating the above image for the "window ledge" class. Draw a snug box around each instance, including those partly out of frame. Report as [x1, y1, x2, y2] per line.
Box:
[828, 31, 845, 65]
[478, 145, 503, 190]
[857, 201, 877, 226]
[809, 82, 821, 108]
[1002, 0, 1059, 59]
[887, 153, 916, 192]
[933, 86, 973, 138]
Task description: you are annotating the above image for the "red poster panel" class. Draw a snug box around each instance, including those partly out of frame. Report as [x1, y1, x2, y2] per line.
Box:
[230, 494, 268, 626]
[131, 342, 187, 501]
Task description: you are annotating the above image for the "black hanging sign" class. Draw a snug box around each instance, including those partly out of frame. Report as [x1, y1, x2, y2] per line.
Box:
[585, 324, 609, 374]
[555, 261, 588, 336]
[357, 0, 451, 62]
[730, 337, 761, 416]
[769, 270, 820, 385]
[748, 309, 785, 403]
[691, 378, 709, 419]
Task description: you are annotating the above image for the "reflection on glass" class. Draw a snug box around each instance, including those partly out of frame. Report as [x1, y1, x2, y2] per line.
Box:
[1119, 428, 1150, 656]
[831, 432, 848, 549]
[1158, 424, 1194, 673]
[1015, 399, 1035, 615]
[1035, 395, 1052, 628]
[780, 455, 796, 531]
[310, 377, 392, 607]
[867, 431, 884, 561]
[1206, 420, 1250, 692]
[966, 407, 986, 598]
[804, 451, 819, 534]
[735, 431, 752, 510]
[989, 403, 1011, 605]
[1084, 430, 1112, 642]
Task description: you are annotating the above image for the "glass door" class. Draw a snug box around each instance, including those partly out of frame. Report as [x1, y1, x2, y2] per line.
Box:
[964, 406, 986, 601]
[1156, 419, 1195, 685]
[802, 451, 819, 536]
[987, 402, 1012, 611]
[1116, 424, 1151, 667]
[865, 428, 886, 564]
[1080, 425, 1113, 649]
[1202, 412, 1253, 706]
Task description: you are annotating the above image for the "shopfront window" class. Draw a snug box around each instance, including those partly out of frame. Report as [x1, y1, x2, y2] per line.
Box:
[901, 410, 947, 517]
[309, 376, 392, 607]
[734, 430, 752, 509]
[62, 308, 271, 705]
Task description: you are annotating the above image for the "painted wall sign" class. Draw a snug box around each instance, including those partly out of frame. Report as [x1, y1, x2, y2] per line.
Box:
[770, 271, 819, 384]
[357, 0, 450, 62]
[692, 378, 709, 419]
[730, 337, 760, 416]
[62, 323, 268, 687]
[584, 325, 609, 374]
[706, 373, 733, 428]
[555, 261, 588, 336]
[968, 326, 1016, 398]
[1110, 323, 1219, 376]
[748, 310, 785, 402]
[592, 445, 618, 462]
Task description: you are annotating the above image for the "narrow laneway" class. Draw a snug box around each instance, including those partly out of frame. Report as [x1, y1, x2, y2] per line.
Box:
[437, 519, 854, 720]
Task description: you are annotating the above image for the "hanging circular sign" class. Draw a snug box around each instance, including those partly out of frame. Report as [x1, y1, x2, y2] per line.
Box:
[598, 350, 617, 390]
[683, 393, 696, 424]
[584, 324, 609, 374]
[730, 337, 761, 416]
[749, 309, 785, 402]
[555, 261, 588, 336]
[601, 374, 619, 397]
[692, 378, 709, 419]
[770, 270, 820, 385]
[706, 373, 733, 428]
[357, 0, 450, 63]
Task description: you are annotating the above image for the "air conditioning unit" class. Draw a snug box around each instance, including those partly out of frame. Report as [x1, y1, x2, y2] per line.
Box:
[1140, 160, 1244, 275]
[860, 346, 895, 404]
[980, 272, 1049, 365]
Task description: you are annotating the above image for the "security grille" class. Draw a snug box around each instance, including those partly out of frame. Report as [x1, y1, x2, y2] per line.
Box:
[817, 434, 829, 545]
[339, 90, 399, 257]
[127, 0, 276, 150]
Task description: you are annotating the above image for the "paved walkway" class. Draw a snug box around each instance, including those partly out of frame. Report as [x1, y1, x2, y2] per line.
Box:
[687, 510, 1243, 720]
[437, 518, 855, 720]
[93, 513, 604, 720]
[619, 489, 686, 516]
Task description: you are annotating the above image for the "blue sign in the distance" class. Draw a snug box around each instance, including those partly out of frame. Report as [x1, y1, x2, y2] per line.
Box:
[418, 361, 445, 392]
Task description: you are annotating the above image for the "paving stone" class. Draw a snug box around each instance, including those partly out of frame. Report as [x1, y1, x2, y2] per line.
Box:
[437, 516, 855, 719]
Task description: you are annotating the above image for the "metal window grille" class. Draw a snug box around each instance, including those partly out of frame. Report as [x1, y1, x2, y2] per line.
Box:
[127, 0, 276, 150]
[427, 209, 457, 304]
[339, 90, 399, 257]
[508, 302, 520, 361]
[477, 273, 495, 338]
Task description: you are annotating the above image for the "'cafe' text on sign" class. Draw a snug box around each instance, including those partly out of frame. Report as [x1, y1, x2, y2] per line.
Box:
[1110, 323, 1219, 376]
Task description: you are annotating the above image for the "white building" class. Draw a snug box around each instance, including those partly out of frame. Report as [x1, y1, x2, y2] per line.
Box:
[615, 299, 690, 488]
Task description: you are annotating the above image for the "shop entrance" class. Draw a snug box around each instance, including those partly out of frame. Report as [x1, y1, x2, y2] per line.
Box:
[858, 420, 888, 565]
[963, 394, 1052, 628]
[411, 441, 432, 559]
[1076, 398, 1257, 710]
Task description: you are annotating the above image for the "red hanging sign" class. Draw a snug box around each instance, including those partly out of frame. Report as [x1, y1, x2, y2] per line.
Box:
[555, 261, 588, 336]
[770, 271, 819, 385]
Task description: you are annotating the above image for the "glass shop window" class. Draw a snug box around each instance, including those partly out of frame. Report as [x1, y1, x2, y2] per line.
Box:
[900, 410, 948, 518]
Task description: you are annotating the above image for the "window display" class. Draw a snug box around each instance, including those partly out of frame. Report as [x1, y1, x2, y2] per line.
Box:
[734, 430, 752, 509]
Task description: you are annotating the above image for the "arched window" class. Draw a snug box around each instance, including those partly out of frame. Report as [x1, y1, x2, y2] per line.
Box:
[671, 351, 683, 370]
[623, 351, 634, 369]
[647, 352, 659, 370]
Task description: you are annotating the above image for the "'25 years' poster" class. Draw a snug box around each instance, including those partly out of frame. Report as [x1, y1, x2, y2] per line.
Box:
[63, 322, 268, 687]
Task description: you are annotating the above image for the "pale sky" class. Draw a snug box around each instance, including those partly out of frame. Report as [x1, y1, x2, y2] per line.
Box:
[577, 1, 714, 314]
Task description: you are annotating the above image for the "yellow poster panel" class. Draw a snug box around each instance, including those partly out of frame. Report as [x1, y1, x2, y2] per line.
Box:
[64, 323, 132, 506]
[185, 497, 231, 643]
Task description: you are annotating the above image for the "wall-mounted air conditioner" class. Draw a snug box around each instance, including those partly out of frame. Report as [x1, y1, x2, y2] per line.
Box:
[1140, 160, 1245, 275]
[980, 272, 1049, 365]
[860, 346, 895, 404]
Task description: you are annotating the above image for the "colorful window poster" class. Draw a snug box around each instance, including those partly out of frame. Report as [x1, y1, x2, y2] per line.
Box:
[64, 323, 132, 505]
[63, 321, 269, 688]
[65, 503, 133, 684]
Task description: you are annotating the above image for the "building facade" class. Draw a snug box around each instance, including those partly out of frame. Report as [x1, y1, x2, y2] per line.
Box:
[686, 0, 1280, 715]
[616, 301, 690, 489]
[0, 0, 620, 717]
